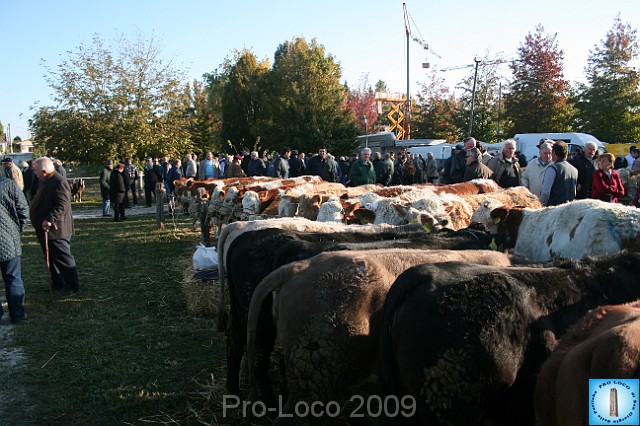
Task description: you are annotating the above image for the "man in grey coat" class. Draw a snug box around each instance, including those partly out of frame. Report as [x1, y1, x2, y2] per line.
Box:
[0, 174, 28, 323]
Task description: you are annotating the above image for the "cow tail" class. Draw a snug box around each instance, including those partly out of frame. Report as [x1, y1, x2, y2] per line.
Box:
[379, 269, 433, 400]
[246, 265, 293, 403]
[216, 226, 230, 332]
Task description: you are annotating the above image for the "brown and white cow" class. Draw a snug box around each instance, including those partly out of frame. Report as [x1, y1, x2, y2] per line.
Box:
[471, 198, 640, 262]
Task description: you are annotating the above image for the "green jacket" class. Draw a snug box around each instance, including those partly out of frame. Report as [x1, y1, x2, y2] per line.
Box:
[348, 159, 377, 187]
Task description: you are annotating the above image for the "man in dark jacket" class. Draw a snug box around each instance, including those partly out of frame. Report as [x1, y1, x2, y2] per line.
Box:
[288, 150, 305, 177]
[569, 141, 598, 199]
[372, 152, 393, 186]
[307, 146, 337, 182]
[143, 157, 163, 207]
[247, 151, 267, 177]
[30, 157, 80, 293]
[109, 161, 127, 222]
[99, 160, 113, 216]
[0, 174, 28, 323]
[450, 137, 477, 183]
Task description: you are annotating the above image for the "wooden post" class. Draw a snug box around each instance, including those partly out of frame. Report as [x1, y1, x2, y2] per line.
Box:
[155, 182, 165, 230]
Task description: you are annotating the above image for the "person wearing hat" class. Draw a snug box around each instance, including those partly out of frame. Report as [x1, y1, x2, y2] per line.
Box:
[99, 159, 113, 216]
[2, 157, 24, 191]
[30, 157, 80, 293]
[224, 155, 245, 178]
[288, 150, 305, 178]
[109, 161, 127, 222]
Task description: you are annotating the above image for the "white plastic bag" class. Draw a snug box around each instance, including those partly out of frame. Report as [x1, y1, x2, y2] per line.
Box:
[193, 244, 218, 271]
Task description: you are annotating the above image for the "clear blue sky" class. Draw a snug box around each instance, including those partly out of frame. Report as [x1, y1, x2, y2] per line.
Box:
[1, 0, 638, 140]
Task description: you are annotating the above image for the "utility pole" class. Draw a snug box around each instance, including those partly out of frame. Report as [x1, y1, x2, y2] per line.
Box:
[7, 123, 12, 154]
[403, 3, 411, 140]
[496, 82, 502, 142]
[468, 57, 481, 137]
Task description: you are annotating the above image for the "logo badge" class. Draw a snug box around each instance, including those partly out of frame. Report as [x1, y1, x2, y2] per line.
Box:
[589, 379, 639, 425]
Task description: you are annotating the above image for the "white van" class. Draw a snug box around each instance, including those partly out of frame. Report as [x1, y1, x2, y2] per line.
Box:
[406, 142, 456, 169]
[486, 133, 607, 162]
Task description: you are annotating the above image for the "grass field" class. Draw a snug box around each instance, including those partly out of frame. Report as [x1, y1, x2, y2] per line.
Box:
[0, 197, 233, 425]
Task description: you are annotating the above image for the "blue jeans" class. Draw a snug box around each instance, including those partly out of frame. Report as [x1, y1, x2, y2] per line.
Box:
[102, 198, 110, 216]
[1, 256, 26, 323]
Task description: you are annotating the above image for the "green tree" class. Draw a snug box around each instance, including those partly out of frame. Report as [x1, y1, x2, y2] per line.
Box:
[574, 16, 640, 142]
[504, 25, 573, 135]
[255, 37, 359, 155]
[220, 49, 270, 151]
[412, 68, 461, 142]
[30, 33, 192, 162]
[183, 79, 220, 155]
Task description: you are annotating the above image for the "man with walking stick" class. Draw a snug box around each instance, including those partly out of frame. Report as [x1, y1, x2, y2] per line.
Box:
[0, 173, 28, 323]
[30, 157, 80, 293]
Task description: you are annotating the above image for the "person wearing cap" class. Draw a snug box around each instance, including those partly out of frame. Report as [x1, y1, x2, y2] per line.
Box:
[0, 171, 28, 323]
[247, 151, 267, 177]
[99, 160, 113, 216]
[2, 157, 24, 191]
[109, 161, 127, 222]
[288, 150, 305, 178]
[30, 157, 80, 293]
[273, 148, 291, 179]
[224, 155, 245, 178]
[521, 141, 553, 199]
[348, 147, 376, 187]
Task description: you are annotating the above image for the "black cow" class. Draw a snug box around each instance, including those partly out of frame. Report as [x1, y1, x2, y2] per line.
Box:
[222, 225, 507, 404]
[379, 252, 640, 425]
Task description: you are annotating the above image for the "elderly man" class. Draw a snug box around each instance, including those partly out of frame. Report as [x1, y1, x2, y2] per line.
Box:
[488, 139, 521, 188]
[30, 157, 80, 293]
[2, 157, 24, 191]
[463, 148, 493, 181]
[246, 151, 267, 177]
[570, 141, 599, 199]
[348, 147, 377, 186]
[307, 146, 337, 182]
[450, 137, 477, 183]
[0, 173, 28, 323]
[184, 154, 197, 179]
[521, 141, 554, 199]
[540, 141, 578, 206]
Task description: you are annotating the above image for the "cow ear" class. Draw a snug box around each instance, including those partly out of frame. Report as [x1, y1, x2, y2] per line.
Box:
[490, 207, 509, 224]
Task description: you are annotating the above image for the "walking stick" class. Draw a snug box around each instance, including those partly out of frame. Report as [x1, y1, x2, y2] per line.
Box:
[44, 228, 53, 302]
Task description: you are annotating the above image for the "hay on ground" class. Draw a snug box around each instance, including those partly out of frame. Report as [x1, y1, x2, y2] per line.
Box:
[182, 264, 219, 317]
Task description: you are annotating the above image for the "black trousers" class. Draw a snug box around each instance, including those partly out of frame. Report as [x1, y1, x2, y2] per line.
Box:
[40, 238, 79, 292]
[144, 184, 156, 207]
[113, 203, 125, 221]
[129, 182, 138, 205]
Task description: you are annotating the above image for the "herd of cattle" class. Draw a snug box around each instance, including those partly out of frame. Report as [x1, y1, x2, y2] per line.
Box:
[172, 176, 640, 425]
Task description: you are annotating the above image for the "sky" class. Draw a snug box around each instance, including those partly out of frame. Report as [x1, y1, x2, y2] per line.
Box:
[1, 0, 638, 141]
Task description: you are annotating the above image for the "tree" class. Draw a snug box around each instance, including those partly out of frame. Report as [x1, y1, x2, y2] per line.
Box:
[220, 49, 270, 151]
[254, 37, 359, 155]
[574, 16, 640, 142]
[183, 80, 221, 155]
[345, 74, 378, 135]
[30, 33, 192, 163]
[504, 25, 573, 135]
[412, 68, 461, 141]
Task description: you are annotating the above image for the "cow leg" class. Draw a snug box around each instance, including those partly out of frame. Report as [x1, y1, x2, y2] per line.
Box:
[255, 305, 279, 407]
[225, 315, 244, 398]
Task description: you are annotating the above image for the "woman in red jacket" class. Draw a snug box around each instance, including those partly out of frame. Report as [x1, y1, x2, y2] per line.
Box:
[591, 153, 625, 203]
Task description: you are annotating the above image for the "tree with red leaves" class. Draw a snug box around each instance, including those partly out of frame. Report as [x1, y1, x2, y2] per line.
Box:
[504, 25, 573, 134]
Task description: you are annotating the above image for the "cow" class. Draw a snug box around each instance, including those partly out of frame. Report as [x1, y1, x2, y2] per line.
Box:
[534, 301, 640, 426]
[379, 252, 640, 425]
[470, 198, 640, 262]
[245, 249, 513, 423]
[218, 219, 509, 402]
[71, 178, 86, 202]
